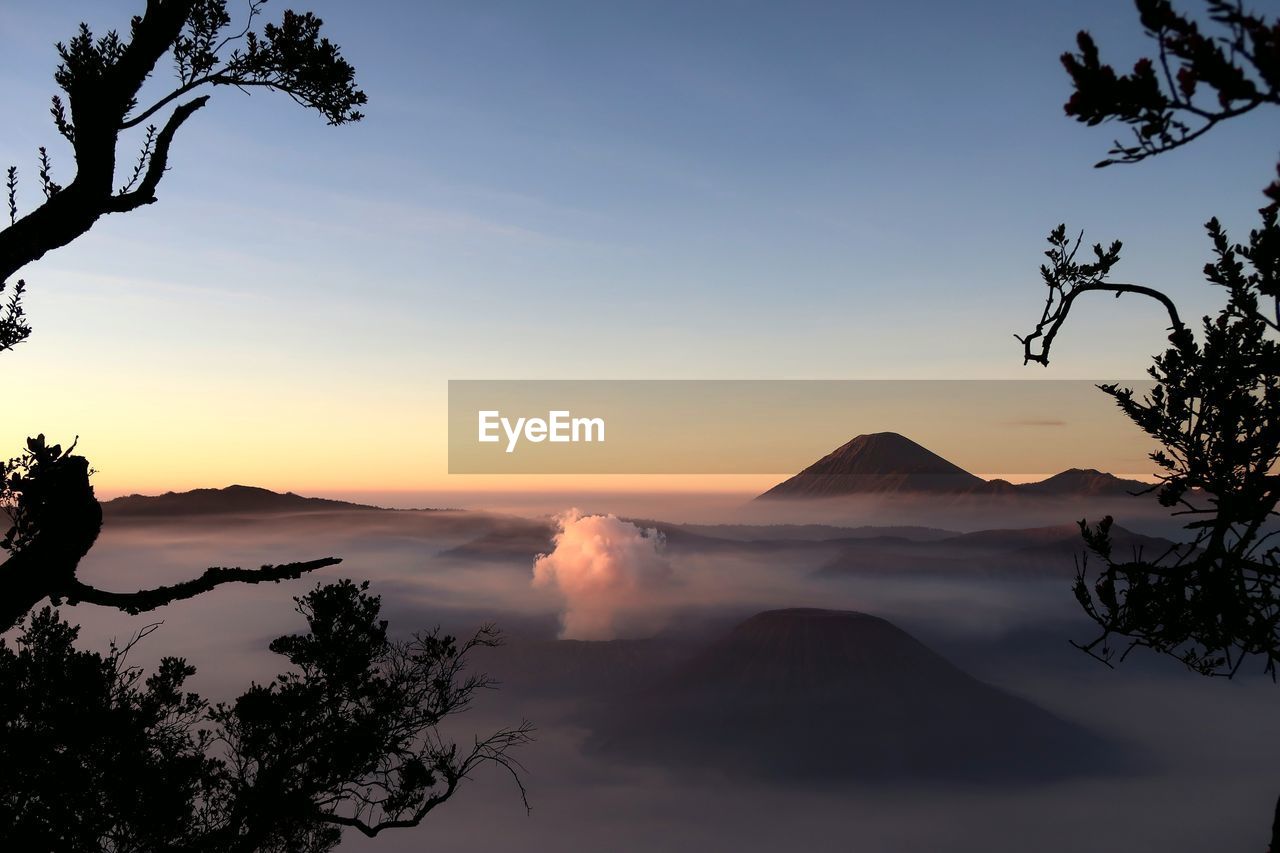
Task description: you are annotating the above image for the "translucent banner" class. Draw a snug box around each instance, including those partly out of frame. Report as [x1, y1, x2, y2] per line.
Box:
[447, 380, 1154, 476]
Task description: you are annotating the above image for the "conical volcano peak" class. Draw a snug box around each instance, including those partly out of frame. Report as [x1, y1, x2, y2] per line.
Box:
[816, 433, 975, 475]
[759, 433, 987, 498]
[695, 607, 951, 688]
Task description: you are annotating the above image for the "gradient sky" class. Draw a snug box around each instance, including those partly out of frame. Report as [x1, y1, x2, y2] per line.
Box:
[1, 0, 1277, 494]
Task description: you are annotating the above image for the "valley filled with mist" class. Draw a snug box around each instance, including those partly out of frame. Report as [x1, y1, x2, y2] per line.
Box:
[59, 461, 1279, 853]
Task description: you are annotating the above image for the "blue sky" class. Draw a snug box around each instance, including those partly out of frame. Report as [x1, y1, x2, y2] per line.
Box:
[0, 0, 1277, 491]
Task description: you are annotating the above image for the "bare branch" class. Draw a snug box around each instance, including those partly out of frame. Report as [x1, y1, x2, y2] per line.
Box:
[1019, 280, 1186, 365]
[122, 76, 214, 130]
[324, 722, 536, 837]
[60, 556, 342, 615]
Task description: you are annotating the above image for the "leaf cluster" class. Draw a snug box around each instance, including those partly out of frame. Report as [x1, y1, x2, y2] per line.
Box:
[0, 434, 90, 555]
[1062, 0, 1280, 180]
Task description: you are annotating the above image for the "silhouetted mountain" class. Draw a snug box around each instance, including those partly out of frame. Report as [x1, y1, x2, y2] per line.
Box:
[1016, 468, 1150, 497]
[588, 608, 1116, 782]
[758, 432, 991, 498]
[103, 485, 382, 517]
[652, 521, 958, 543]
[944, 522, 1163, 551]
[758, 432, 1151, 501]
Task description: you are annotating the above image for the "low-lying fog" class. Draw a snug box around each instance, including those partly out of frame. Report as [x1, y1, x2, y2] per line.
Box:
[40, 493, 1280, 852]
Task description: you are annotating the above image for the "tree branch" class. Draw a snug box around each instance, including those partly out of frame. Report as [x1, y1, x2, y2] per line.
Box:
[109, 0, 200, 102]
[1019, 281, 1186, 366]
[0, 0, 363, 289]
[1098, 108, 1246, 167]
[320, 722, 535, 837]
[323, 777, 459, 839]
[122, 76, 214, 129]
[60, 557, 341, 615]
[106, 95, 209, 212]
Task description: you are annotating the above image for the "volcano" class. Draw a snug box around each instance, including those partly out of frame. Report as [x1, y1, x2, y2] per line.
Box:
[757, 433, 1154, 501]
[587, 608, 1115, 782]
[758, 432, 992, 498]
[1016, 468, 1150, 497]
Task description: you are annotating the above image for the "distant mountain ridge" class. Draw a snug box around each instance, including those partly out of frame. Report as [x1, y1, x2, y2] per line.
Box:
[758, 432, 1151, 500]
[817, 522, 1185, 578]
[1017, 467, 1151, 497]
[103, 485, 383, 517]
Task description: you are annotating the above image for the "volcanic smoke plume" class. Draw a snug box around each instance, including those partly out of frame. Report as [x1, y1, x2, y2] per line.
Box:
[532, 509, 673, 640]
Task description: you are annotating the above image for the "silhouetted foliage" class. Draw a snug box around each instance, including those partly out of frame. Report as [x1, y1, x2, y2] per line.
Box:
[1024, 215, 1280, 677]
[0, 611, 218, 852]
[1023, 0, 1280, 678]
[0, 581, 532, 851]
[1, 4, 531, 846]
[0, 279, 27, 353]
[0, 434, 339, 633]
[1061, 1, 1280, 184]
[0, 0, 367, 625]
[1, 0, 365, 348]
[1034, 4, 1280, 842]
[1020, 0, 1280, 679]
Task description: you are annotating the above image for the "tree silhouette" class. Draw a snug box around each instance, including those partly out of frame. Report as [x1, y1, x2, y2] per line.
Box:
[1022, 215, 1280, 677]
[1, 0, 367, 628]
[1, 2, 531, 848]
[1018, 0, 1280, 677]
[1018, 1, 1280, 847]
[0, 581, 533, 851]
[1, 434, 342, 632]
[1, 0, 364, 296]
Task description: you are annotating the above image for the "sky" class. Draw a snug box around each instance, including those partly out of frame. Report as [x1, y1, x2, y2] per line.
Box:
[1, 0, 1277, 495]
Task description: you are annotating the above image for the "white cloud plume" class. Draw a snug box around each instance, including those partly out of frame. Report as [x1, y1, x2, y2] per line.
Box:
[532, 509, 673, 640]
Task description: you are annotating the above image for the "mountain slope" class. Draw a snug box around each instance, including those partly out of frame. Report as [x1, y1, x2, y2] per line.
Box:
[817, 523, 1186, 577]
[758, 432, 990, 498]
[587, 608, 1116, 782]
[1016, 468, 1151, 497]
[758, 433, 1153, 501]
